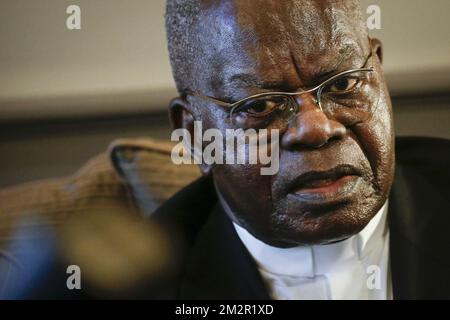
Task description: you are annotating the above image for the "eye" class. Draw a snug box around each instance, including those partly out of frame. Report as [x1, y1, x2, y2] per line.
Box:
[239, 96, 288, 116]
[328, 77, 360, 93]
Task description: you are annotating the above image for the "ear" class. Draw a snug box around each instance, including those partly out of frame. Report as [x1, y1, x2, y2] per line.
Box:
[370, 37, 383, 64]
[168, 97, 212, 176]
[169, 97, 195, 131]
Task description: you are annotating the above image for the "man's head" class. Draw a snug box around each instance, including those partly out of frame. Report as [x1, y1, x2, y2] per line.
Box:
[166, 0, 395, 247]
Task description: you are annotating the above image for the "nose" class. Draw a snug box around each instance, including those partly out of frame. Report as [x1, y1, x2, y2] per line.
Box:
[281, 95, 346, 149]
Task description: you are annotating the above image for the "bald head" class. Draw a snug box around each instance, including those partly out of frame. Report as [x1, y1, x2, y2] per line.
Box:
[165, 0, 368, 94]
[165, 0, 201, 93]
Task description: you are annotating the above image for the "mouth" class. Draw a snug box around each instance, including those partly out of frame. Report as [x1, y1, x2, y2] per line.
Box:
[288, 165, 362, 203]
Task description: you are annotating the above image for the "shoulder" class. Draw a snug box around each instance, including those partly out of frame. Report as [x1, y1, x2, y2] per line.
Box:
[0, 137, 201, 229]
[395, 136, 450, 193]
[0, 152, 133, 226]
[391, 136, 450, 255]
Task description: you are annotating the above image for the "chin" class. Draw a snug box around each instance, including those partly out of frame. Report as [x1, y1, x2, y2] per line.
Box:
[261, 196, 382, 247]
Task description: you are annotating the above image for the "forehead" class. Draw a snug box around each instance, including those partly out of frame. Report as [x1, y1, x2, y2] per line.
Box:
[196, 0, 368, 91]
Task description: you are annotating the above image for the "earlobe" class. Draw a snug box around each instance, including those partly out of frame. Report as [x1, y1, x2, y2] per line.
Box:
[370, 37, 383, 64]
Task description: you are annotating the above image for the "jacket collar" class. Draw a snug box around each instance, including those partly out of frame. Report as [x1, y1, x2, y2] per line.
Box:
[179, 202, 270, 299]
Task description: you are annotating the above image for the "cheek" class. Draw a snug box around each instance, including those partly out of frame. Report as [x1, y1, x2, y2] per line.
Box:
[212, 164, 273, 224]
[351, 102, 395, 194]
[202, 113, 278, 220]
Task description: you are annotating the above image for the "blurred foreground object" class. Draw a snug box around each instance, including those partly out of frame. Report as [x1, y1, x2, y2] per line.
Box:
[59, 207, 173, 297]
[0, 138, 200, 298]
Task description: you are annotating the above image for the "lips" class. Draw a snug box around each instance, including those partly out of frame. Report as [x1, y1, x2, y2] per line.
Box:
[288, 164, 362, 202]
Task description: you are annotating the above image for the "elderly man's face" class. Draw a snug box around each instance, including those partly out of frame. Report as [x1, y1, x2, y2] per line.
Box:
[172, 0, 395, 247]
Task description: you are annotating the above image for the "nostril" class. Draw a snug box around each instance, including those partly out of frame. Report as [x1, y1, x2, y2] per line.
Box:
[327, 135, 342, 145]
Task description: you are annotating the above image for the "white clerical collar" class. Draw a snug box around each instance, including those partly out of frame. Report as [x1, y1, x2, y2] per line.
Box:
[233, 202, 388, 279]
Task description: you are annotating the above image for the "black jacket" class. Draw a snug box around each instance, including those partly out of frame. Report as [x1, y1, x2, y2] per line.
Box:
[153, 136, 450, 299]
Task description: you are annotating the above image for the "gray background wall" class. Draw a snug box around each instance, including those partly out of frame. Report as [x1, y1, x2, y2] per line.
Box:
[1, 0, 449, 187]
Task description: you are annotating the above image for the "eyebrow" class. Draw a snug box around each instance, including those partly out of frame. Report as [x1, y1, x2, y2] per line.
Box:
[225, 45, 364, 91]
[225, 73, 264, 88]
[316, 45, 362, 78]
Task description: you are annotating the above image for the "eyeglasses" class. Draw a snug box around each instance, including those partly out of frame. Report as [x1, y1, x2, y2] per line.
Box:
[184, 49, 379, 131]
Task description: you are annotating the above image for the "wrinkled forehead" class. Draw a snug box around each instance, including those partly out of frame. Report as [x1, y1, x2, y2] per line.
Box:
[195, 0, 369, 90]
